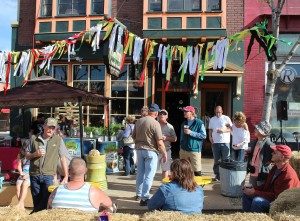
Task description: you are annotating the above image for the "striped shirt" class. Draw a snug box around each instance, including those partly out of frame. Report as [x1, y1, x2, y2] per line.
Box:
[51, 183, 97, 212]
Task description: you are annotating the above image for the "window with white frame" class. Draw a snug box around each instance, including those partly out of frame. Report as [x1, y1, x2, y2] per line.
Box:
[168, 0, 201, 12]
[91, 0, 104, 14]
[57, 0, 86, 16]
[41, 0, 52, 17]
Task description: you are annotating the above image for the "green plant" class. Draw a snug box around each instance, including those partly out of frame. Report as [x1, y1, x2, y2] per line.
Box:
[109, 123, 123, 136]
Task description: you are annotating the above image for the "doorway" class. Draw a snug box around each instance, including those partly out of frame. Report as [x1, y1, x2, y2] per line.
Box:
[200, 83, 231, 156]
[165, 92, 190, 159]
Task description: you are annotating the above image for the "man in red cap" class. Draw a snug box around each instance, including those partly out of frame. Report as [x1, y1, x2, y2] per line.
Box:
[242, 144, 300, 213]
[180, 105, 206, 176]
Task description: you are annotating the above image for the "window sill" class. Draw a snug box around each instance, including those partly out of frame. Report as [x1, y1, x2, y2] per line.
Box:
[205, 10, 223, 13]
[55, 15, 87, 18]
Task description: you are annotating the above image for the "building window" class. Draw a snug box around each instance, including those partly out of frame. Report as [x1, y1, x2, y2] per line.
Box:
[167, 17, 182, 29]
[149, 0, 162, 12]
[91, 0, 104, 14]
[41, 0, 52, 17]
[207, 0, 221, 11]
[111, 65, 145, 123]
[90, 20, 101, 27]
[73, 20, 86, 31]
[53, 65, 68, 83]
[148, 18, 162, 29]
[57, 0, 86, 16]
[187, 17, 201, 28]
[73, 64, 105, 126]
[206, 16, 221, 28]
[39, 22, 52, 33]
[56, 21, 69, 32]
[270, 64, 300, 144]
[168, 0, 201, 12]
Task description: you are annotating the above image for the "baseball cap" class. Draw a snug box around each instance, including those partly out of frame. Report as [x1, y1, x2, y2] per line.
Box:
[159, 109, 168, 115]
[182, 106, 195, 113]
[149, 103, 160, 112]
[44, 118, 58, 127]
[255, 120, 271, 136]
[271, 145, 292, 158]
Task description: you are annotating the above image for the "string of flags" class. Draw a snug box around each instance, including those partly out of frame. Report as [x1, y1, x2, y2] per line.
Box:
[0, 18, 294, 95]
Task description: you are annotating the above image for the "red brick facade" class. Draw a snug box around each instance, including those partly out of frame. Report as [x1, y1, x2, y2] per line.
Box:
[226, 0, 244, 35]
[17, 0, 36, 49]
[112, 0, 143, 36]
[244, 0, 300, 134]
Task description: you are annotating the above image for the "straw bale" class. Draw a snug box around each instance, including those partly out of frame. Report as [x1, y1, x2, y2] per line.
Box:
[270, 188, 300, 217]
[0, 206, 30, 221]
[272, 213, 300, 221]
[290, 151, 300, 178]
[142, 211, 274, 221]
[29, 208, 97, 221]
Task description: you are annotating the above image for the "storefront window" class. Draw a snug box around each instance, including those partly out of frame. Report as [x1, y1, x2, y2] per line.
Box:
[53, 65, 67, 83]
[270, 64, 300, 144]
[111, 65, 145, 123]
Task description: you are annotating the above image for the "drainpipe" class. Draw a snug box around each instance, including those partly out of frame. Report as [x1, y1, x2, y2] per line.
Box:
[107, 0, 112, 17]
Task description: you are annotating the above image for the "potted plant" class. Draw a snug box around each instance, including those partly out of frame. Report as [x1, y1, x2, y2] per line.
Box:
[109, 123, 123, 141]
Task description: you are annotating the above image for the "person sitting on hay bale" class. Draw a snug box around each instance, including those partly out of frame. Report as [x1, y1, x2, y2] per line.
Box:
[147, 159, 204, 214]
[48, 157, 113, 212]
[242, 144, 300, 213]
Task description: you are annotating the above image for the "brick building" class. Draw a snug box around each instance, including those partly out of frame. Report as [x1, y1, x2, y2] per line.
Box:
[11, 0, 247, 153]
[244, 0, 300, 144]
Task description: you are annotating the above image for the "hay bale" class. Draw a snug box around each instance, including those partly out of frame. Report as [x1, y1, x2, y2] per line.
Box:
[270, 188, 300, 217]
[142, 211, 274, 221]
[272, 212, 300, 221]
[29, 209, 97, 221]
[290, 151, 300, 178]
[0, 206, 30, 221]
[29, 209, 140, 221]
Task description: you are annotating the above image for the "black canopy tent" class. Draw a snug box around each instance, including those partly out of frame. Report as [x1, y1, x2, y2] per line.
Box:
[0, 76, 108, 158]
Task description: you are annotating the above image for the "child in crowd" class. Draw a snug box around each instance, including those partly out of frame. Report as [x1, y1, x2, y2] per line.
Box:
[16, 139, 31, 210]
[230, 112, 250, 161]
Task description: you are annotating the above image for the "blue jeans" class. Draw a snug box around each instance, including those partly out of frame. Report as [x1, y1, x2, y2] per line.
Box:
[30, 175, 54, 212]
[123, 146, 135, 175]
[212, 143, 230, 179]
[242, 193, 270, 213]
[136, 149, 158, 200]
[232, 149, 245, 161]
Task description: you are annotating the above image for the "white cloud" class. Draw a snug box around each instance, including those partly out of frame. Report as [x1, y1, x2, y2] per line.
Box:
[0, 0, 18, 51]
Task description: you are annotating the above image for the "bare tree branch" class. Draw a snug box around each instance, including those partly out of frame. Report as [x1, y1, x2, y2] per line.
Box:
[277, 0, 286, 14]
[278, 35, 300, 73]
[265, 0, 273, 9]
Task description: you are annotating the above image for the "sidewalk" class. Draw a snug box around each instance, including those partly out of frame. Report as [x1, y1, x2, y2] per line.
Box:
[106, 157, 242, 214]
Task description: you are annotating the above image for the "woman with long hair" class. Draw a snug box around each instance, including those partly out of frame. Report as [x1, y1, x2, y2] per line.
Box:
[147, 159, 204, 214]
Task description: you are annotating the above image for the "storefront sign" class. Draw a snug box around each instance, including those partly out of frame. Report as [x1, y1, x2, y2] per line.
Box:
[280, 66, 297, 84]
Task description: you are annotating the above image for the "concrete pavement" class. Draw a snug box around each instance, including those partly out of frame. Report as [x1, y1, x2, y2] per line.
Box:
[106, 157, 243, 214]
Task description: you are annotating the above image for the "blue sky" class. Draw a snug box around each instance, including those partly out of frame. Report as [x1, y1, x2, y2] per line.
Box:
[0, 0, 18, 51]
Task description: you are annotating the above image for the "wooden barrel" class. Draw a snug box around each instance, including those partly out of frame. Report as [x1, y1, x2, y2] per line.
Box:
[86, 154, 107, 190]
[290, 151, 300, 179]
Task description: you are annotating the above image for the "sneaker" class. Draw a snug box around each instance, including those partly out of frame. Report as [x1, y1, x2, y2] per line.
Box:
[135, 195, 141, 201]
[139, 199, 149, 206]
[212, 176, 220, 182]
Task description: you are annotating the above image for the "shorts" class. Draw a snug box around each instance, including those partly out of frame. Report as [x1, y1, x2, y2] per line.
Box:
[16, 174, 30, 186]
[179, 149, 202, 172]
[158, 149, 172, 172]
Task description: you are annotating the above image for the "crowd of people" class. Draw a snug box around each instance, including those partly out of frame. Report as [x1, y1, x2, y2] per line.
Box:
[12, 103, 300, 215]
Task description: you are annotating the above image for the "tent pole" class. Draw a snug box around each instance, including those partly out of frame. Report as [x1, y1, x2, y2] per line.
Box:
[78, 97, 84, 159]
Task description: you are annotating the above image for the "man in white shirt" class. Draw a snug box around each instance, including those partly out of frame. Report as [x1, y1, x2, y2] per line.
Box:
[208, 106, 232, 180]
